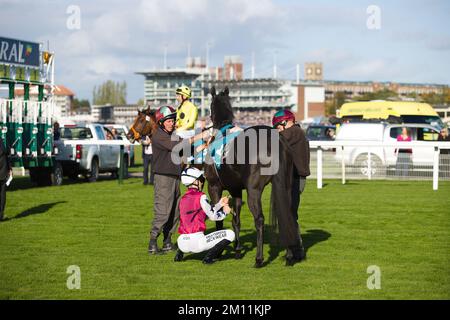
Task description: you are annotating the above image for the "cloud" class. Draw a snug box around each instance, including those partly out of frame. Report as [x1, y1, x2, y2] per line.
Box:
[427, 36, 450, 51]
[86, 56, 129, 76]
[342, 59, 386, 77]
[1, 0, 449, 102]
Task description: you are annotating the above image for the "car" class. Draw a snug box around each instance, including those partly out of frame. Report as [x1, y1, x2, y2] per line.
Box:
[334, 123, 441, 176]
[104, 124, 136, 166]
[306, 125, 336, 151]
[54, 123, 130, 182]
[306, 125, 336, 141]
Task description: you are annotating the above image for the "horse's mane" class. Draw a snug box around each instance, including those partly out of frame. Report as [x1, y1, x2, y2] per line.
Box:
[210, 87, 234, 129]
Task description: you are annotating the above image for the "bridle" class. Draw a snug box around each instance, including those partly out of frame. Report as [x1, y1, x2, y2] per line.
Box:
[130, 112, 154, 140]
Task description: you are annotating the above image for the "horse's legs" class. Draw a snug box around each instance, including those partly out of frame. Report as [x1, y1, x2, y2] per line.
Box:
[231, 196, 243, 259]
[207, 183, 223, 231]
[247, 188, 264, 268]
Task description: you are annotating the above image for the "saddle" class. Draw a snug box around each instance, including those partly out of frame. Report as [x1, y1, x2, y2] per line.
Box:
[192, 124, 243, 168]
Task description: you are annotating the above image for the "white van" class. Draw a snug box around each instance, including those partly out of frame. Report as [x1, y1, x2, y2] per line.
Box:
[334, 123, 441, 176]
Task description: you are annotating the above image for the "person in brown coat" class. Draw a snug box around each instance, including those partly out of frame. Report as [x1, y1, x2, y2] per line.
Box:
[0, 137, 12, 221]
[272, 110, 310, 259]
[148, 106, 209, 254]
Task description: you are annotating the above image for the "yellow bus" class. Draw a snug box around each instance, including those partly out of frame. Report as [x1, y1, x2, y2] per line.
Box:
[338, 101, 444, 129]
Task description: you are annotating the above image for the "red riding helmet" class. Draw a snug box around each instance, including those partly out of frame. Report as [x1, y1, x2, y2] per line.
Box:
[272, 109, 295, 128]
[155, 106, 176, 125]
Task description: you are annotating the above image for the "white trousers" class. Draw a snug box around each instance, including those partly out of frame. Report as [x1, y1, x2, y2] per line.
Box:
[177, 230, 235, 253]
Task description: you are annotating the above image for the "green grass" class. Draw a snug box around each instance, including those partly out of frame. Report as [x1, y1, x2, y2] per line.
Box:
[128, 145, 144, 174]
[0, 177, 449, 300]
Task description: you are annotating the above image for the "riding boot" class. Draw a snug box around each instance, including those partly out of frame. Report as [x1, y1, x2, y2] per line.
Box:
[203, 240, 231, 264]
[174, 249, 184, 262]
[148, 238, 159, 254]
[162, 234, 175, 252]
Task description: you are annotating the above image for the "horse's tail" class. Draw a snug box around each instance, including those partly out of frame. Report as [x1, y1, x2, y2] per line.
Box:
[270, 134, 300, 248]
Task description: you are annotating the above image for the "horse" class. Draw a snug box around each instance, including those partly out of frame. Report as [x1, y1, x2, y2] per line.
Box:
[201, 86, 303, 267]
[126, 107, 158, 143]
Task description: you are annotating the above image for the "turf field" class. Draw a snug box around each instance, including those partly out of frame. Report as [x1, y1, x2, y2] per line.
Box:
[0, 173, 449, 299]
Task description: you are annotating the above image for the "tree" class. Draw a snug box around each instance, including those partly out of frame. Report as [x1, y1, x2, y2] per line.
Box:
[71, 98, 91, 114]
[420, 89, 450, 105]
[136, 98, 145, 106]
[92, 80, 127, 105]
[325, 91, 347, 116]
[355, 89, 398, 101]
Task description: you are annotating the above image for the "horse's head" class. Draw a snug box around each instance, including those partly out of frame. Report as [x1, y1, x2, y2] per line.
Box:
[210, 86, 234, 129]
[127, 107, 157, 143]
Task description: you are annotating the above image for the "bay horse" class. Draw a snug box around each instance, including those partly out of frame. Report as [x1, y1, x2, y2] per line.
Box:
[126, 107, 158, 143]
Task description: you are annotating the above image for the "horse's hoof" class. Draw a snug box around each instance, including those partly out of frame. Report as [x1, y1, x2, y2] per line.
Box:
[235, 251, 243, 259]
[285, 258, 295, 267]
[285, 256, 302, 267]
[254, 260, 264, 268]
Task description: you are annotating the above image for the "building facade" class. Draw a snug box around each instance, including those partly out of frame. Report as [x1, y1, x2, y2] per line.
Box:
[91, 104, 139, 125]
[324, 80, 446, 100]
[15, 84, 74, 121]
[136, 59, 325, 126]
[136, 56, 246, 115]
[206, 78, 297, 126]
[136, 68, 205, 109]
[294, 82, 326, 121]
[305, 62, 323, 82]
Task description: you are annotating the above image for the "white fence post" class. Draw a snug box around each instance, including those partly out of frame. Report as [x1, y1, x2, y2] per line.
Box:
[317, 146, 323, 189]
[341, 145, 346, 185]
[433, 146, 439, 191]
[367, 149, 372, 180]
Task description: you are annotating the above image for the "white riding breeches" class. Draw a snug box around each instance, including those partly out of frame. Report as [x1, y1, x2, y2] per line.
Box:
[177, 230, 235, 254]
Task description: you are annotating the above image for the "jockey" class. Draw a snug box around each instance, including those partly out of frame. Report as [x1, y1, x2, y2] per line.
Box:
[272, 109, 296, 130]
[175, 85, 198, 139]
[174, 167, 235, 264]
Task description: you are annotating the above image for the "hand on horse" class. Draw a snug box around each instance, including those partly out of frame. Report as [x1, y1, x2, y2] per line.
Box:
[223, 204, 231, 215]
[196, 144, 208, 153]
[201, 129, 211, 141]
[219, 196, 229, 206]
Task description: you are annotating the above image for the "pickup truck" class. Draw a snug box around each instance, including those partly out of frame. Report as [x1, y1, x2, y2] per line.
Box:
[54, 123, 130, 182]
[104, 124, 136, 166]
[334, 123, 441, 176]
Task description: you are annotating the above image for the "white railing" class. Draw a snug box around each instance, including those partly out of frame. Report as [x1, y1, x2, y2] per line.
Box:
[308, 141, 450, 191]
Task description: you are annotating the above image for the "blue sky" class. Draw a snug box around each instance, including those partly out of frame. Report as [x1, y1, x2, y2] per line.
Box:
[1, 0, 449, 103]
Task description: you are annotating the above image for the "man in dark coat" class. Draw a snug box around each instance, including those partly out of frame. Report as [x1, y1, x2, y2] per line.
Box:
[148, 106, 181, 254]
[272, 110, 310, 262]
[148, 105, 206, 254]
[0, 137, 12, 221]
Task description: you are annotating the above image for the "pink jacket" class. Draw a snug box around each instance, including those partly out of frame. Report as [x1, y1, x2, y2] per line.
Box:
[396, 135, 412, 154]
[178, 188, 228, 234]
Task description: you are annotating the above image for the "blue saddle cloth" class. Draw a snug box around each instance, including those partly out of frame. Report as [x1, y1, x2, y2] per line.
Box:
[192, 124, 242, 169]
